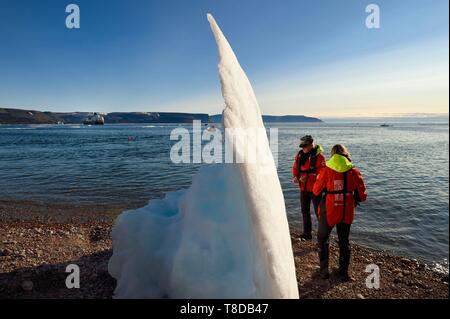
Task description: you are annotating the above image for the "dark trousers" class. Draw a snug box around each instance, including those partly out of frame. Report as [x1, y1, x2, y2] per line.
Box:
[300, 191, 321, 236]
[317, 200, 351, 274]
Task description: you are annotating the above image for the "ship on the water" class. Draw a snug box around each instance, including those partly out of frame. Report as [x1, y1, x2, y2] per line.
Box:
[83, 112, 105, 125]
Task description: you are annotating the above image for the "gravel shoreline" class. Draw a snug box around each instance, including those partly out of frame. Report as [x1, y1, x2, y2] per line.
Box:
[0, 200, 448, 299]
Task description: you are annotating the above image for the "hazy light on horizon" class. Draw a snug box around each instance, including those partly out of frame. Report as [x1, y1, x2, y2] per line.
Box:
[160, 36, 449, 117]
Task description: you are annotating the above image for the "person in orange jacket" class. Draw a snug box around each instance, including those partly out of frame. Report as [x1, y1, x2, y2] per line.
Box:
[313, 144, 367, 280]
[292, 135, 326, 240]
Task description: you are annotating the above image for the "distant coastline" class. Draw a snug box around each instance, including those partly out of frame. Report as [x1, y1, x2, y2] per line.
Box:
[208, 114, 322, 123]
[0, 107, 322, 124]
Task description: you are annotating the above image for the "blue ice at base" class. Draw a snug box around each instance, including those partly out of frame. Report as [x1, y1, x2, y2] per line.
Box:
[109, 165, 261, 298]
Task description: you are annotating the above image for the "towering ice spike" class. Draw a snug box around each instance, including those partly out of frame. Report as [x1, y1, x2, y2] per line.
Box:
[207, 13, 264, 130]
[108, 14, 298, 299]
[207, 13, 298, 298]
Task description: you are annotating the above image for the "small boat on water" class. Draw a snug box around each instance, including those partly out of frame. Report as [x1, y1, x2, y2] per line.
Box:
[83, 112, 105, 125]
[380, 123, 392, 127]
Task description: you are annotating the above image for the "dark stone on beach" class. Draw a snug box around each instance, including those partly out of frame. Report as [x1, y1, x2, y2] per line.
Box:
[89, 226, 110, 242]
[2, 240, 17, 245]
[58, 230, 70, 237]
[416, 282, 430, 290]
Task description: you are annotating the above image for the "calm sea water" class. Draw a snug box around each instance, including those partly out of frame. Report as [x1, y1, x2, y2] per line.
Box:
[0, 122, 448, 269]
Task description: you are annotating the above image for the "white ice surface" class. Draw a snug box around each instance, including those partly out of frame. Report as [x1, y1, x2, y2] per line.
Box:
[108, 14, 299, 299]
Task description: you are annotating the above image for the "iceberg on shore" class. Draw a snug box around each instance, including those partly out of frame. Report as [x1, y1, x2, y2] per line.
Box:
[108, 14, 299, 299]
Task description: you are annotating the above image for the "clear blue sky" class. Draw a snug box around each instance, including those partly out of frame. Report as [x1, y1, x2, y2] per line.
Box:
[0, 0, 448, 116]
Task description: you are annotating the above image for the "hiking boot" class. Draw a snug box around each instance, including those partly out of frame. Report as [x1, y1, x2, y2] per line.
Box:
[332, 268, 354, 282]
[312, 268, 330, 280]
[320, 270, 330, 279]
[338, 272, 354, 282]
[298, 233, 312, 241]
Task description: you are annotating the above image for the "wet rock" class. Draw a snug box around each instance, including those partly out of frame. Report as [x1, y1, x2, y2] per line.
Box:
[59, 230, 70, 237]
[2, 240, 17, 245]
[401, 257, 411, 264]
[416, 282, 430, 290]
